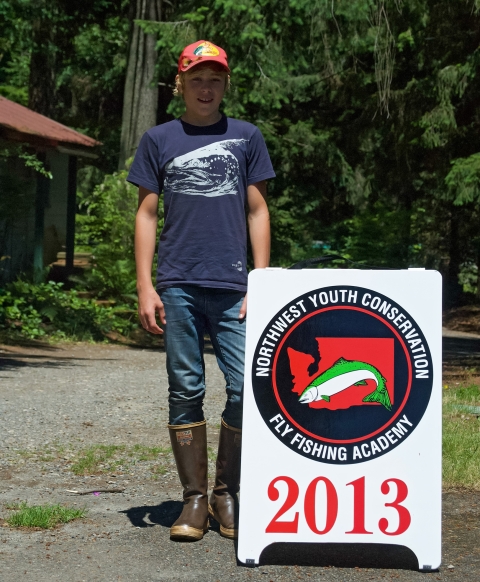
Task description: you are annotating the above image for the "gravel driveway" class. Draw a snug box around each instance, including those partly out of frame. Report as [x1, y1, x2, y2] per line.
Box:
[0, 341, 479, 581]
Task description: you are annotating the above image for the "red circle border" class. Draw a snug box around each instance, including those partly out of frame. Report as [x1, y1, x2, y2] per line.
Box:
[271, 306, 413, 444]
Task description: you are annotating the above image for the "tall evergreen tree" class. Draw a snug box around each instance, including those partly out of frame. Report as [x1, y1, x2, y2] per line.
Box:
[118, 0, 164, 169]
[28, 2, 57, 117]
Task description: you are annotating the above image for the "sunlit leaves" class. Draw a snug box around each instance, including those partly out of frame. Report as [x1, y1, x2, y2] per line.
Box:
[445, 154, 480, 206]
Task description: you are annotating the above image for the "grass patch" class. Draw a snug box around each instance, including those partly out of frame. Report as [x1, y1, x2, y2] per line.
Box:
[9, 443, 173, 476]
[16, 450, 36, 460]
[128, 444, 170, 461]
[5, 502, 86, 529]
[443, 383, 480, 490]
[71, 444, 171, 475]
[71, 444, 126, 475]
[150, 464, 168, 479]
[39, 445, 67, 462]
[207, 446, 217, 462]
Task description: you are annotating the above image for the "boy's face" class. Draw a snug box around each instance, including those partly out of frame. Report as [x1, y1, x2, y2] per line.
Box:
[180, 65, 227, 122]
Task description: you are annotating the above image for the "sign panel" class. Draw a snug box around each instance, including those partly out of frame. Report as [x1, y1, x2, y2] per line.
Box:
[238, 269, 441, 570]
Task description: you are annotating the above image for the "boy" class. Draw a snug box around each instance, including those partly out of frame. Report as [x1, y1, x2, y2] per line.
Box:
[127, 40, 275, 542]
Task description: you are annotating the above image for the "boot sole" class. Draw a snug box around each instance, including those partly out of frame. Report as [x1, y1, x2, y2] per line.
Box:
[170, 521, 209, 541]
[208, 504, 238, 539]
[220, 524, 238, 539]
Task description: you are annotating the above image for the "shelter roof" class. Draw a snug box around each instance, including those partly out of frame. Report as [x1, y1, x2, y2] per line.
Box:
[0, 96, 100, 149]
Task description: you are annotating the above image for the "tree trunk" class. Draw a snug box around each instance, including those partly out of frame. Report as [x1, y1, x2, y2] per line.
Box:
[28, 9, 57, 117]
[476, 233, 480, 301]
[446, 207, 463, 307]
[118, 0, 163, 170]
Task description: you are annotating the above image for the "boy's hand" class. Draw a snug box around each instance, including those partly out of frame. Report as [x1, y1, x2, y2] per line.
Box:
[239, 294, 247, 320]
[138, 288, 166, 334]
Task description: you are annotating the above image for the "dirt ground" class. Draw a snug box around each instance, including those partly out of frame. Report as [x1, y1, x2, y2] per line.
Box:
[0, 329, 479, 582]
[443, 305, 480, 337]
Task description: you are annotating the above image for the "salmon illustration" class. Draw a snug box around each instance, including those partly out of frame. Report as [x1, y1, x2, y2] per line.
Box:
[298, 357, 392, 411]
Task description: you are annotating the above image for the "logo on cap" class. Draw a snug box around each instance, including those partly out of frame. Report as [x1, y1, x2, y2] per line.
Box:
[193, 41, 220, 57]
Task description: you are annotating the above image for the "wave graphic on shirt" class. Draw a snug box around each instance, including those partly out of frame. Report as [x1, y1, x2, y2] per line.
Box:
[164, 139, 247, 197]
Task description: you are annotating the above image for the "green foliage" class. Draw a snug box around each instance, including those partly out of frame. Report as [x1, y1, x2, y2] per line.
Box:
[0, 0, 130, 172]
[334, 204, 413, 267]
[149, 0, 423, 267]
[74, 167, 163, 299]
[0, 0, 31, 105]
[5, 502, 86, 529]
[2, 0, 480, 298]
[130, 1, 480, 281]
[459, 263, 478, 295]
[0, 145, 52, 178]
[76, 169, 137, 250]
[445, 154, 480, 206]
[0, 280, 137, 341]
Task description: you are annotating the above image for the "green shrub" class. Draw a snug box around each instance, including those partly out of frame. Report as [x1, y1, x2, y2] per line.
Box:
[0, 280, 137, 341]
[75, 167, 163, 299]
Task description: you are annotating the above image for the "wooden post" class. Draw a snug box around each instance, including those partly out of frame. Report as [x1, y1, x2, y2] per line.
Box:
[33, 154, 49, 283]
[65, 155, 77, 273]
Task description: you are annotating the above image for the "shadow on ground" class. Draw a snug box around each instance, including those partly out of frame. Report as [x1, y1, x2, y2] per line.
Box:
[443, 337, 480, 374]
[121, 500, 183, 529]
[0, 352, 117, 373]
[258, 542, 420, 570]
[121, 501, 223, 537]
[120, 504, 420, 571]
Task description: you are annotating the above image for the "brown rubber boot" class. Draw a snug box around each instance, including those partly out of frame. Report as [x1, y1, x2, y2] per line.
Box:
[169, 420, 209, 541]
[208, 419, 242, 539]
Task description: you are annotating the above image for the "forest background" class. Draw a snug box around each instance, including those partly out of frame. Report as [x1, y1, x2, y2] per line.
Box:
[1, 0, 480, 341]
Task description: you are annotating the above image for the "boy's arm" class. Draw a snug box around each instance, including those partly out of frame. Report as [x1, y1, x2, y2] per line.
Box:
[135, 186, 165, 334]
[240, 180, 270, 319]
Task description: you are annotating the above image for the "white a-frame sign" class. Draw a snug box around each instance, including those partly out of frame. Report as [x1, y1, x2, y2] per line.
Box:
[238, 269, 441, 570]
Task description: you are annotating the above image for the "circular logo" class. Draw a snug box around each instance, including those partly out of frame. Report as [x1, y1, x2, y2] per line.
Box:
[252, 285, 433, 464]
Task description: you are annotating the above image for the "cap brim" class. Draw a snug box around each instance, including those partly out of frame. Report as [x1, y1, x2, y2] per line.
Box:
[180, 57, 230, 73]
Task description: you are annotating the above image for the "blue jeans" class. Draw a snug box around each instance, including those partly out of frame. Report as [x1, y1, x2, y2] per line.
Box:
[159, 286, 246, 429]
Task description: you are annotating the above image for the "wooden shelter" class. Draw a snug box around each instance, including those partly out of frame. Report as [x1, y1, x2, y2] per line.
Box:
[0, 96, 100, 282]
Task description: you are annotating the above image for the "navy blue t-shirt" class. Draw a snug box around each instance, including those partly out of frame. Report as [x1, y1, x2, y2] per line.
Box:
[127, 115, 275, 292]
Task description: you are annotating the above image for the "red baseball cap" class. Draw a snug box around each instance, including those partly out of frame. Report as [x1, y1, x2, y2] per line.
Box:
[178, 40, 230, 73]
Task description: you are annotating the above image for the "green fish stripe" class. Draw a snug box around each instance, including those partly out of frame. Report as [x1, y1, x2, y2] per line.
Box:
[302, 358, 384, 392]
[301, 357, 392, 412]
